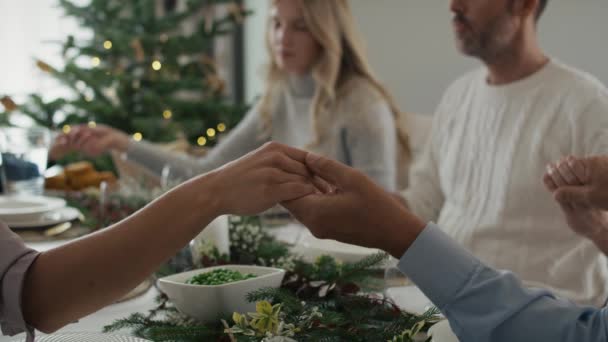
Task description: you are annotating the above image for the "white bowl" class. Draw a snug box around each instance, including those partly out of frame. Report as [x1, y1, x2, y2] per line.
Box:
[157, 265, 285, 323]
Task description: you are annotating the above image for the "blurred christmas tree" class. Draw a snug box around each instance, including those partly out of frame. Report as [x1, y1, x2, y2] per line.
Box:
[1, 0, 250, 149]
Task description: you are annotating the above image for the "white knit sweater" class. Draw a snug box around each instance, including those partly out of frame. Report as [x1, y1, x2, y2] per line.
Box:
[402, 60, 608, 306]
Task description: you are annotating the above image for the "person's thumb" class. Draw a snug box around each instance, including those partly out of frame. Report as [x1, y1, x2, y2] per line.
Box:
[305, 153, 351, 187]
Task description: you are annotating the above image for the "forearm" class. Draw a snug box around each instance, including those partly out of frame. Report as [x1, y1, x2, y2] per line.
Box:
[22, 173, 222, 333]
[126, 112, 264, 181]
[399, 224, 608, 342]
[127, 140, 215, 180]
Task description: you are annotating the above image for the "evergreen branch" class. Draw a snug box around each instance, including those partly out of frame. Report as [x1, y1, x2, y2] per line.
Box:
[138, 325, 219, 341]
[340, 252, 388, 280]
[246, 287, 302, 313]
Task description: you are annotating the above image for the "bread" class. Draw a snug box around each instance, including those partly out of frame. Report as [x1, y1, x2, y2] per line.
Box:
[45, 173, 68, 190]
[45, 162, 117, 191]
[64, 161, 95, 179]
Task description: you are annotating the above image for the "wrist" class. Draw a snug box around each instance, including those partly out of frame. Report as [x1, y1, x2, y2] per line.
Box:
[189, 172, 224, 220]
[382, 206, 426, 258]
[113, 132, 131, 152]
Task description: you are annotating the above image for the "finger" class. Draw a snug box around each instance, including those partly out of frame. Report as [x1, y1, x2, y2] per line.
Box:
[543, 172, 558, 192]
[273, 182, 315, 203]
[554, 186, 591, 206]
[305, 153, 353, 187]
[281, 193, 323, 218]
[566, 156, 587, 184]
[312, 175, 334, 194]
[267, 152, 310, 178]
[55, 134, 68, 145]
[557, 160, 581, 185]
[275, 173, 311, 185]
[81, 140, 105, 156]
[72, 129, 93, 148]
[547, 163, 568, 187]
[264, 142, 309, 164]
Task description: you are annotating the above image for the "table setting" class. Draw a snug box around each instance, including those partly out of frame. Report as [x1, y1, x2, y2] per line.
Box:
[1, 126, 458, 342]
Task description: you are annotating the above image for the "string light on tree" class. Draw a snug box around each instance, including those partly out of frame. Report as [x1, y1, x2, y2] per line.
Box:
[88, 121, 97, 128]
[62, 125, 71, 134]
[206, 128, 216, 138]
[12, 1, 251, 151]
[197, 136, 207, 146]
[152, 60, 162, 71]
[132, 132, 143, 141]
[217, 123, 226, 132]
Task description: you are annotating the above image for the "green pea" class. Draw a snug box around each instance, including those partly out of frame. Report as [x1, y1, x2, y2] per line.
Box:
[186, 268, 258, 286]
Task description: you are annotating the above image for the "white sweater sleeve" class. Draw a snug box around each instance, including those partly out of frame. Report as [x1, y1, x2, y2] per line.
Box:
[126, 104, 267, 180]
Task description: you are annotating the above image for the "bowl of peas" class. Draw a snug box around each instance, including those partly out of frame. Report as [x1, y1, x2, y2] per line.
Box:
[157, 265, 285, 322]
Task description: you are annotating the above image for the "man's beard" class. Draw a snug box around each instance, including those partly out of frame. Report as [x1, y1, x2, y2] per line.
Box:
[455, 12, 517, 62]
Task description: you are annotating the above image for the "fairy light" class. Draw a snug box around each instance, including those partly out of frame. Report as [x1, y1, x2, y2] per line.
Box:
[103, 40, 113, 50]
[88, 121, 97, 128]
[152, 60, 162, 71]
[62, 125, 71, 134]
[162, 109, 173, 119]
[132, 132, 143, 141]
[206, 128, 216, 138]
[197, 136, 207, 146]
[217, 123, 226, 132]
[91, 57, 101, 67]
[85, 94, 94, 102]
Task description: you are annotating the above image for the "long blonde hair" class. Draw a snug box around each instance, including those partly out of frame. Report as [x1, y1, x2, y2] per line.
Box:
[259, 0, 411, 168]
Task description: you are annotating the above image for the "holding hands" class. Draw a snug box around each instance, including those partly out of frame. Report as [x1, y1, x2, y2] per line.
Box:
[544, 156, 608, 253]
[282, 153, 426, 258]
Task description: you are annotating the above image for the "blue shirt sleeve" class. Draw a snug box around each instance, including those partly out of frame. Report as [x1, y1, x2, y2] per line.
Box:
[397, 223, 608, 341]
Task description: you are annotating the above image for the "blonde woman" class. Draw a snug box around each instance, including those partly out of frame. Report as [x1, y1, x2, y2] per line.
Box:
[59, 0, 410, 190]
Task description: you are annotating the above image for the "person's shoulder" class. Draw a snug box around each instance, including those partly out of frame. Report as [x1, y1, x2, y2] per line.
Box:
[547, 60, 608, 100]
[336, 75, 393, 114]
[546, 60, 608, 126]
[338, 75, 384, 103]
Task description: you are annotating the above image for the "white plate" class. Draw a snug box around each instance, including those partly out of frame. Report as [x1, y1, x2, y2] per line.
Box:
[0, 195, 66, 220]
[385, 285, 435, 315]
[12, 332, 150, 341]
[293, 231, 383, 264]
[6, 207, 81, 228]
[428, 320, 460, 342]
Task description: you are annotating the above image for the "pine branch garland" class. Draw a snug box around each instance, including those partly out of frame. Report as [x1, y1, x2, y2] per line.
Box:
[104, 216, 442, 341]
